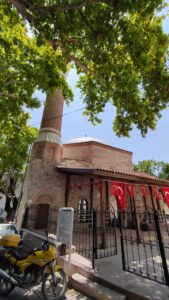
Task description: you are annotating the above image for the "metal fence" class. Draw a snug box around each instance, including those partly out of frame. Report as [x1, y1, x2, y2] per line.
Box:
[73, 209, 117, 267]
[24, 206, 117, 268]
[120, 210, 169, 286]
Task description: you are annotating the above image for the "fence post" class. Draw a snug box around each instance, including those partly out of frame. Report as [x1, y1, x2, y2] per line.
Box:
[154, 211, 169, 286]
[92, 209, 97, 269]
[114, 215, 117, 255]
[119, 212, 126, 271]
[95, 210, 98, 259]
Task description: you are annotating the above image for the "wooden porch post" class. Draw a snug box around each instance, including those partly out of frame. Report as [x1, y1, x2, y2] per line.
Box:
[64, 174, 70, 207]
[131, 193, 142, 243]
[105, 181, 109, 210]
[148, 185, 155, 211]
[90, 177, 93, 209]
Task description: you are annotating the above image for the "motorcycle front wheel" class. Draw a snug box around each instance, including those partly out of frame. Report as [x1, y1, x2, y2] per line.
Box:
[0, 276, 15, 296]
[42, 269, 67, 300]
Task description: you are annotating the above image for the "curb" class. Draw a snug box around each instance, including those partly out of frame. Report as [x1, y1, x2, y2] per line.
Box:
[58, 256, 150, 300]
[70, 273, 126, 300]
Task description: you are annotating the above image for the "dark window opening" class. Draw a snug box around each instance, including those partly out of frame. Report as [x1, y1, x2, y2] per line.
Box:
[79, 199, 88, 223]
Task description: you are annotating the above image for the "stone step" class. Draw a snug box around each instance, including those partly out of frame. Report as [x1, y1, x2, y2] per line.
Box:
[70, 273, 126, 300]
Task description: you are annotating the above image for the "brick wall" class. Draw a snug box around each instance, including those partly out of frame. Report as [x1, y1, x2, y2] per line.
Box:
[32, 141, 63, 162]
[16, 158, 66, 227]
[63, 141, 133, 171]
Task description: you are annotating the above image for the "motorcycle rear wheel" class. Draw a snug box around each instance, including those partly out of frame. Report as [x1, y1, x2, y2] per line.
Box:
[42, 269, 67, 300]
[0, 276, 15, 296]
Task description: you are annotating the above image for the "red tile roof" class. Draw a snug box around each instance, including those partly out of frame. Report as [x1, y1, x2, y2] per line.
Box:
[95, 167, 169, 185]
[57, 161, 169, 186]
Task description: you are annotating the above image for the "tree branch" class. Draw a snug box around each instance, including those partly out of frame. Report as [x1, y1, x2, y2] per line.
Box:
[10, 0, 36, 24]
[68, 55, 94, 75]
[47, 36, 94, 75]
[0, 93, 19, 99]
[48, 38, 95, 75]
[4, 79, 25, 88]
[48, 39, 62, 50]
[9, 0, 96, 21]
[32, 0, 96, 15]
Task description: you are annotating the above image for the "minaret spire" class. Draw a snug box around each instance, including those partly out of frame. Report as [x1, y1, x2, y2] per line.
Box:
[32, 90, 64, 162]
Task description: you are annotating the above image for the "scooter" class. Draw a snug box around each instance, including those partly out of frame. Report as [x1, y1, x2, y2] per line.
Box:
[0, 231, 67, 300]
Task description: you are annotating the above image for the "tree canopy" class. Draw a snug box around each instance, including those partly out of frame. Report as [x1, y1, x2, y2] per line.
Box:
[134, 160, 169, 180]
[0, 1, 73, 177]
[8, 0, 169, 137]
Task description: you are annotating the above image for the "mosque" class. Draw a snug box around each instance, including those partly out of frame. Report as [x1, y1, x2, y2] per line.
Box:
[16, 91, 169, 231]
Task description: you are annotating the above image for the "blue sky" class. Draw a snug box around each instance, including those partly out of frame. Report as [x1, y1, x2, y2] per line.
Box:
[28, 7, 169, 165]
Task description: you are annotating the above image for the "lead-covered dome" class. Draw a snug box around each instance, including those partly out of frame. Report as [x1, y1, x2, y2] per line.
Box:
[64, 136, 106, 145]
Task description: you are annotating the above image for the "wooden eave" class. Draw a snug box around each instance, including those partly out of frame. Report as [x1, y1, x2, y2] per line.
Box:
[56, 166, 169, 187]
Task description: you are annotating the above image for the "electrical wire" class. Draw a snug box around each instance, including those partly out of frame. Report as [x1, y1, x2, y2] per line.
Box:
[30, 106, 86, 127]
[29, 90, 137, 127]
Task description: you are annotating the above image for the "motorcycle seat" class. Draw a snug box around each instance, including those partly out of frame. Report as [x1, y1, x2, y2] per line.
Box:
[8, 248, 31, 260]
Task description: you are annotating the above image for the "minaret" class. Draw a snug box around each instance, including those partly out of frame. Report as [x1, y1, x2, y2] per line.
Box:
[16, 90, 66, 229]
[32, 90, 64, 162]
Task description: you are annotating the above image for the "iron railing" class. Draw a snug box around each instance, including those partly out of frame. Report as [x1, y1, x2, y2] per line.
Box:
[120, 210, 169, 286]
[24, 206, 117, 268]
[73, 209, 117, 268]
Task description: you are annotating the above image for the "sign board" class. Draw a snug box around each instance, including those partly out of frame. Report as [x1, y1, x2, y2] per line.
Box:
[57, 207, 74, 246]
[0, 193, 7, 220]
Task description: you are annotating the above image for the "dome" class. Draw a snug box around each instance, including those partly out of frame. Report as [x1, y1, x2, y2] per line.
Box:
[64, 136, 106, 145]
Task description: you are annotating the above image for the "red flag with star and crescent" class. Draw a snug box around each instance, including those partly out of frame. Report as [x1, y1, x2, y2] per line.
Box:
[140, 185, 149, 197]
[161, 187, 169, 207]
[126, 184, 135, 198]
[152, 186, 161, 201]
[111, 182, 126, 211]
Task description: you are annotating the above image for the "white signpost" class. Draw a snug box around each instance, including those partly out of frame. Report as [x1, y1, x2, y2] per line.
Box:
[0, 192, 7, 220]
[57, 208, 74, 276]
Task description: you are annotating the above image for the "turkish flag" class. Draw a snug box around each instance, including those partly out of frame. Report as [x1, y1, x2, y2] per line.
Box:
[152, 186, 161, 201]
[161, 187, 169, 207]
[93, 181, 103, 190]
[140, 185, 149, 197]
[126, 184, 135, 198]
[111, 182, 126, 211]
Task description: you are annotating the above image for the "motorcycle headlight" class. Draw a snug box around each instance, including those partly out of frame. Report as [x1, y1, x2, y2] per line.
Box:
[42, 240, 49, 250]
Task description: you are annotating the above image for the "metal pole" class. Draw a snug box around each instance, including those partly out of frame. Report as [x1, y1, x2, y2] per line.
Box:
[92, 209, 97, 269]
[154, 211, 169, 286]
[100, 180, 106, 249]
[119, 212, 126, 271]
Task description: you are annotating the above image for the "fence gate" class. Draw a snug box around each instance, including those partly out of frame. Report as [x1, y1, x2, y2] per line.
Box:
[23, 206, 118, 268]
[120, 210, 169, 286]
[73, 209, 117, 267]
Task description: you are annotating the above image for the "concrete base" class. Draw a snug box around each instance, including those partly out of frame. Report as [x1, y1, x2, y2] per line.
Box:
[58, 255, 149, 300]
[70, 273, 126, 300]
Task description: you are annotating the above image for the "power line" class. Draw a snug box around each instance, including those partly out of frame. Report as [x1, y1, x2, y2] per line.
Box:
[29, 89, 137, 127]
[30, 106, 87, 127]
[28, 83, 169, 128]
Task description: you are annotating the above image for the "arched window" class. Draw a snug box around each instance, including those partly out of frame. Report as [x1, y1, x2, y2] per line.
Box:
[78, 199, 88, 222]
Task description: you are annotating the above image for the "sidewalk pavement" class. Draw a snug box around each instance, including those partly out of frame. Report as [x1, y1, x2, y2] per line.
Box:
[65, 253, 169, 300]
[1, 284, 92, 300]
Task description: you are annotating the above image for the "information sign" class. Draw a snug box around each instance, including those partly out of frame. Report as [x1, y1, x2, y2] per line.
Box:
[57, 207, 74, 246]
